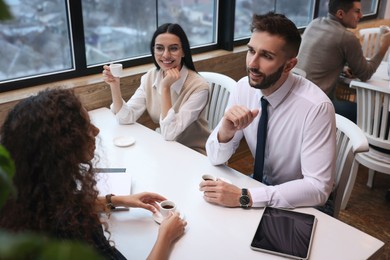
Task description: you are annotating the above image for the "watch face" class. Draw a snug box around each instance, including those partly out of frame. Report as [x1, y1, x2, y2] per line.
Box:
[240, 195, 250, 206]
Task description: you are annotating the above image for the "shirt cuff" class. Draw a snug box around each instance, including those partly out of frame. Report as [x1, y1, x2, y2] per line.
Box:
[160, 108, 175, 125]
[248, 187, 268, 208]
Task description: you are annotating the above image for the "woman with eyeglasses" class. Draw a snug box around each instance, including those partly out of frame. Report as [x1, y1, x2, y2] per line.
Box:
[103, 23, 210, 154]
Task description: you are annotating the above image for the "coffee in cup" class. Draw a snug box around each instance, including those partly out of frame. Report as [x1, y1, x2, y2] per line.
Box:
[160, 200, 176, 217]
[202, 174, 217, 181]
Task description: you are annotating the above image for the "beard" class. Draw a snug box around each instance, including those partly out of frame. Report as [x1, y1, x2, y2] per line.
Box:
[247, 64, 285, 90]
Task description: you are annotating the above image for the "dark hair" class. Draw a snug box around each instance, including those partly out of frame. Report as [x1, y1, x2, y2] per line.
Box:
[0, 88, 100, 244]
[250, 12, 301, 58]
[328, 0, 360, 15]
[150, 23, 196, 71]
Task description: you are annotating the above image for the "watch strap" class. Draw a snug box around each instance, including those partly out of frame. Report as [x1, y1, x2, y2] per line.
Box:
[105, 194, 116, 210]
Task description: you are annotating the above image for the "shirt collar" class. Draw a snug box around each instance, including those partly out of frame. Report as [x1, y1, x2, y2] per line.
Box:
[327, 13, 346, 28]
[153, 65, 188, 94]
[260, 73, 295, 109]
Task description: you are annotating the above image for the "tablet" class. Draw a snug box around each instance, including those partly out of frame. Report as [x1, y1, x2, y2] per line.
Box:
[250, 207, 317, 260]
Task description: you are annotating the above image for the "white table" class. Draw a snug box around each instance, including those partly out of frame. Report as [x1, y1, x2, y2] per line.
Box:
[89, 107, 384, 260]
[350, 61, 389, 90]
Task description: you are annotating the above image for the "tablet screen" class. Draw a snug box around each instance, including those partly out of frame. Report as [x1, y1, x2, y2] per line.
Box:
[250, 207, 317, 260]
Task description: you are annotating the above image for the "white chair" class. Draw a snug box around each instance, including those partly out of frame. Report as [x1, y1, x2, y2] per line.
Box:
[199, 71, 236, 130]
[349, 82, 390, 189]
[359, 27, 389, 61]
[333, 114, 369, 218]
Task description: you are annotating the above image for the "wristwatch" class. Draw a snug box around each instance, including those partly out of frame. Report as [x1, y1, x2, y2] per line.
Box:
[239, 188, 251, 208]
[105, 194, 116, 210]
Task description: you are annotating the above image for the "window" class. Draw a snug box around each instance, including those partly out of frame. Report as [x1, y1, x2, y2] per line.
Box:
[1, 0, 217, 91]
[235, 0, 315, 40]
[0, 0, 381, 92]
[82, 0, 216, 67]
[0, 0, 72, 84]
[318, 0, 380, 18]
[235, 0, 380, 40]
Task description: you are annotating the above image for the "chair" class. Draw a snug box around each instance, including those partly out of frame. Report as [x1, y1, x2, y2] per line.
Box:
[349, 82, 390, 189]
[359, 27, 389, 61]
[333, 114, 369, 218]
[199, 71, 236, 130]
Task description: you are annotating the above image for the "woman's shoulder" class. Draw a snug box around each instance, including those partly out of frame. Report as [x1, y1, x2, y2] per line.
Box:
[143, 67, 159, 77]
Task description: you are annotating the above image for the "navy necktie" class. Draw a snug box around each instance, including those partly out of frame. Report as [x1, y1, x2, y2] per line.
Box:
[253, 97, 269, 182]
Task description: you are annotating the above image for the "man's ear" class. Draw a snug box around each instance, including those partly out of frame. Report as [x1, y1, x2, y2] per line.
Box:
[284, 57, 297, 73]
[336, 9, 344, 19]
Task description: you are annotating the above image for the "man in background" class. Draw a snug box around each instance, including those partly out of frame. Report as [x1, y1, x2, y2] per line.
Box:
[296, 0, 390, 122]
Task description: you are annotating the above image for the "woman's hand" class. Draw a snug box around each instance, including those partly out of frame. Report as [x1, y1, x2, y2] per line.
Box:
[103, 65, 120, 85]
[147, 212, 187, 260]
[112, 192, 167, 213]
[159, 212, 187, 244]
[161, 67, 180, 89]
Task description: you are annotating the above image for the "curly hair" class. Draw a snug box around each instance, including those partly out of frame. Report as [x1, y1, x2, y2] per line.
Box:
[0, 88, 100, 244]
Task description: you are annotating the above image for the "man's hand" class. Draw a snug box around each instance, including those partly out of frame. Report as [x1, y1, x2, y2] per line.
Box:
[342, 66, 354, 78]
[218, 105, 259, 143]
[199, 179, 242, 207]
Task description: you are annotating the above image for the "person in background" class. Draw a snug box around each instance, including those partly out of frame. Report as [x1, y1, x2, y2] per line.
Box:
[200, 12, 336, 214]
[103, 23, 210, 154]
[0, 88, 186, 260]
[296, 0, 390, 122]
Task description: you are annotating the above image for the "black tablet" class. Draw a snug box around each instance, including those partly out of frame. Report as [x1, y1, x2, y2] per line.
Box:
[250, 207, 317, 260]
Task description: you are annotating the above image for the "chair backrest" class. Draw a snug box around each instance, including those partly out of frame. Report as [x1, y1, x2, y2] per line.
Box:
[199, 71, 236, 130]
[291, 67, 307, 78]
[353, 83, 390, 150]
[334, 114, 369, 218]
[359, 27, 389, 61]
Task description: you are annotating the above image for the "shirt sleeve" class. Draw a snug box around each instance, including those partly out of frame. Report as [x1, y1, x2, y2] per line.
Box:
[250, 102, 336, 208]
[342, 31, 382, 82]
[110, 77, 147, 125]
[159, 89, 209, 141]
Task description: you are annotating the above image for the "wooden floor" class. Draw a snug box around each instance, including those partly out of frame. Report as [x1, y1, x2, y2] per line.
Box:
[227, 143, 390, 259]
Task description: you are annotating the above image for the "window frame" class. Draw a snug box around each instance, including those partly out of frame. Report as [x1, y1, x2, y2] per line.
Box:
[0, 0, 382, 93]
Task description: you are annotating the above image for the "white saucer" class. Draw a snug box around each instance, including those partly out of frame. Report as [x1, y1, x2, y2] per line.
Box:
[113, 136, 135, 147]
[152, 209, 184, 224]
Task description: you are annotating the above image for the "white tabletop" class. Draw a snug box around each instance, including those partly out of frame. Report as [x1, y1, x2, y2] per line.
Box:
[89, 107, 384, 260]
[350, 61, 390, 90]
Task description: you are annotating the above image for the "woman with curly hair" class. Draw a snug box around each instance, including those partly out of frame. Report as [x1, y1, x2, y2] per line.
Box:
[0, 88, 186, 260]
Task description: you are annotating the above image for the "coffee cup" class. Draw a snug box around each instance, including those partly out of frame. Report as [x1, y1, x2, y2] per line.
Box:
[202, 174, 217, 181]
[160, 200, 176, 218]
[109, 63, 123, 77]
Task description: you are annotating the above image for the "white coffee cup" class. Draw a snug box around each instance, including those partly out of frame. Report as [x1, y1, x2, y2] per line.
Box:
[109, 63, 123, 77]
[160, 200, 176, 218]
[202, 174, 217, 181]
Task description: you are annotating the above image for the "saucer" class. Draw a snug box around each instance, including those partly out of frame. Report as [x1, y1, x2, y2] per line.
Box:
[113, 136, 135, 147]
[152, 209, 184, 224]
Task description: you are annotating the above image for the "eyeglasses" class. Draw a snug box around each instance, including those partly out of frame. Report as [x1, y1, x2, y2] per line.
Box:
[154, 45, 181, 55]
